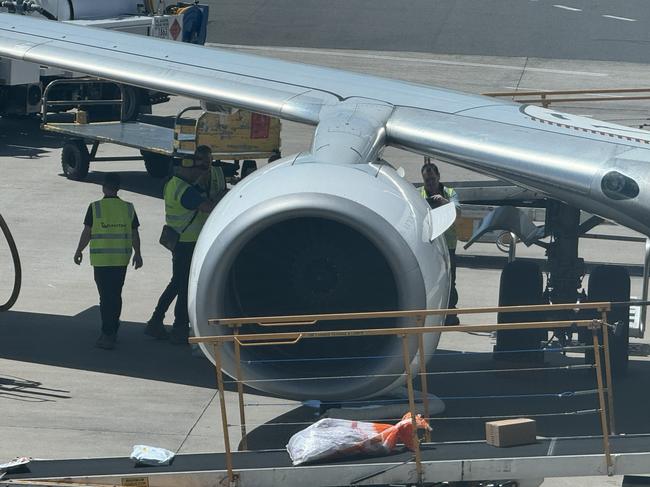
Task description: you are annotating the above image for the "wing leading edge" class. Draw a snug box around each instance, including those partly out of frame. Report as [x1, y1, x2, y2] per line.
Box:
[1, 14, 650, 235]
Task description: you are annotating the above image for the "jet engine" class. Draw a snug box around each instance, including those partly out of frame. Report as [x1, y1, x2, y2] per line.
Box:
[189, 156, 453, 401]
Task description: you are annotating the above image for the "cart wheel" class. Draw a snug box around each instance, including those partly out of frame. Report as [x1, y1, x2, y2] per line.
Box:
[585, 265, 630, 376]
[61, 140, 90, 181]
[494, 261, 546, 362]
[141, 151, 172, 178]
[241, 160, 257, 179]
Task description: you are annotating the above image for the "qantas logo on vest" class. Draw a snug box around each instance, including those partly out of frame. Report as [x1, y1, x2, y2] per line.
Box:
[100, 222, 127, 229]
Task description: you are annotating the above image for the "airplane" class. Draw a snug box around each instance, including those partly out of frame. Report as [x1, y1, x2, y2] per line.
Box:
[0, 13, 647, 402]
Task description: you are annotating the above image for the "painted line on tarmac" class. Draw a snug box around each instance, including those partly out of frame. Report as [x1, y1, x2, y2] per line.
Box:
[208, 43, 608, 78]
[553, 4, 582, 12]
[602, 14, 636, 22]
[547, 437, 558, 456]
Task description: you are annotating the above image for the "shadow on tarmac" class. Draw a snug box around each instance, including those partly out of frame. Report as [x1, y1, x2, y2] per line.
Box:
[73, 170, 167, 199]
[0, 118, 165, 199]
[0, 117, 64, 158]
[0, 374, 70, 403]
[0, 307, 217, 389]
[3, 305, 650, 451]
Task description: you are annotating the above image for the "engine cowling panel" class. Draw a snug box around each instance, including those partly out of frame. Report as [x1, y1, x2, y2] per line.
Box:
[189, 158, 451, 400]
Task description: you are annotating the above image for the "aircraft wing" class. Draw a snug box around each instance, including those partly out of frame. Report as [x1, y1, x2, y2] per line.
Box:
[0, 14, 649, 235]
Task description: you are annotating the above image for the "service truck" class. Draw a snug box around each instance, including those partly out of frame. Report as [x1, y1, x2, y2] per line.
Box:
[0, 0, 208, 119]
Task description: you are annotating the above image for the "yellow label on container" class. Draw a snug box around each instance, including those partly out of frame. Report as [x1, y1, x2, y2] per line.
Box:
[121, 477, 149, 487]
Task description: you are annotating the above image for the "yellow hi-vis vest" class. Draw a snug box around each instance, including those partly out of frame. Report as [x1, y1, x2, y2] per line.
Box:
[208, 166, 226, 200]
[164, 176, 205, 243]
[89, 198, 134, 267]
[420, 186, 458, 250]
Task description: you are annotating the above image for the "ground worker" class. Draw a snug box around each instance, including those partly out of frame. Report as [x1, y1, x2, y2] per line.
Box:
[145, 145, 221, 344]
[74, 173, 143, 349]
[420, 160, 461, 325]
[198, 159, 227, 202]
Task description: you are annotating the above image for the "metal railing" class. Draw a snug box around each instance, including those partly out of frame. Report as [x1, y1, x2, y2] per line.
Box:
[191, 301, 619, 484]
[41, 78, 125, 124]
[483, 88, 650, 109]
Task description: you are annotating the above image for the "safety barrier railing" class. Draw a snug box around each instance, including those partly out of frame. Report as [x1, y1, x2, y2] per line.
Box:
[190, 301, 618, 484]
[41, 78, 125, 124]
[482, 87, 650, 109]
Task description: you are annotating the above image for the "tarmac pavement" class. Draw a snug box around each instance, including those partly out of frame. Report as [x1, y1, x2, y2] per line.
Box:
[2, 47, 650, 486]
[207, 0, 650, 63]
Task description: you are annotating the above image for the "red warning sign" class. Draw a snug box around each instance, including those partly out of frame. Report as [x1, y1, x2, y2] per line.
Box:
[250, 113, 270, 139]
[170, 19, 181, 40]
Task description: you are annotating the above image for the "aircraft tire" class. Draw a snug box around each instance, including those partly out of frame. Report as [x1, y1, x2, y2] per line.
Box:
[61, 140, 90, 181]
[494, 260, 545, 362]
[585, 265, 630, 376]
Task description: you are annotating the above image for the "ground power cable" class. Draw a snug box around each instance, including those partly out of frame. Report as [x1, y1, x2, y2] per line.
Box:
[175, 389, 218, 454]
[0, 213, 21, 312]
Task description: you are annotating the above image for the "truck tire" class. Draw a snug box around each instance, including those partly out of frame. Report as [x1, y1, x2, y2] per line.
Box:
[61, 140, 90, 181]
[85, 85, 141, 122]
[494, 260, 546, 362]
[241, 159, 257, 178]
[141, 151, 172, 178]
[585, 265, 630, 376]
[120, 85, 143, 121]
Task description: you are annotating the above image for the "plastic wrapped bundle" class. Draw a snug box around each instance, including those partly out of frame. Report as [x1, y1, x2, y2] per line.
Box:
[287, 412, 431, 465]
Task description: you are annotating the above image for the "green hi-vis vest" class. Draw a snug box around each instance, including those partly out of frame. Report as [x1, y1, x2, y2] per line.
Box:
[90, 198, 134, 267]
[420, 186, 458, 250]
[164, 176, 205, 243]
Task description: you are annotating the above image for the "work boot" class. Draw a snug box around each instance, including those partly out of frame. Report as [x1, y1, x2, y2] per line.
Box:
[444, 314, 460, 326]
[95, 333, 116, 350]
[144, 319, 169, 340]
[170, 326, 189, 346]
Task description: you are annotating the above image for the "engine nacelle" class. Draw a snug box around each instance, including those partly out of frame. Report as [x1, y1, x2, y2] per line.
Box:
[189, 156, 451, 400]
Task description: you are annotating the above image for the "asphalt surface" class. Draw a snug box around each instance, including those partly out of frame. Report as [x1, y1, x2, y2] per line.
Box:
[207, 0, 650, 63]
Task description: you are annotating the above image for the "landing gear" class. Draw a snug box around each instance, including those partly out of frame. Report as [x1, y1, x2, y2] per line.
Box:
[492, 200, 630, 375]
[61, 139, 90, 180]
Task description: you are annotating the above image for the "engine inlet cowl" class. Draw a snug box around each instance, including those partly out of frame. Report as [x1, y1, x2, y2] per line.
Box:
[188, 158, 450, 400]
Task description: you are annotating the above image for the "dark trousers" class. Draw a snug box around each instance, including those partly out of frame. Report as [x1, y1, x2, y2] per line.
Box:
[93, 266, 127, 336]
[449, 248, 458, 309]
[152, 242, 195, 331]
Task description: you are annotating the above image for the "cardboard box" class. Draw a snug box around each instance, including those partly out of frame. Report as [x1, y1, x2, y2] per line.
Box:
[485, 418, 536, 447]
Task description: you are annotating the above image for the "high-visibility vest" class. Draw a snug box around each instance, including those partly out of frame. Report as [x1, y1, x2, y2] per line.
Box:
[420, 186, 458, 250]
[89, 198, 134, 267]
[208, 166, 226, 200]
[164, 176, 205, 243]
